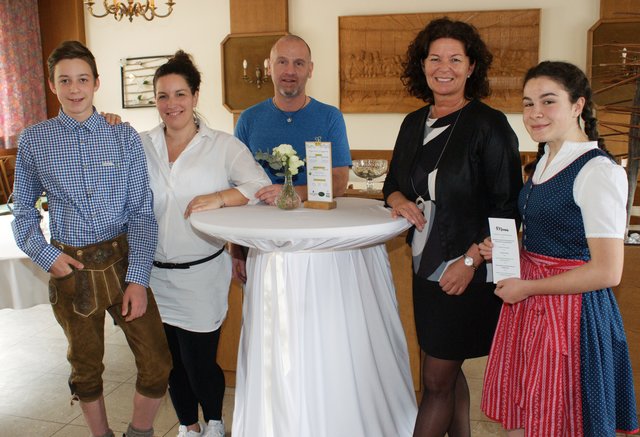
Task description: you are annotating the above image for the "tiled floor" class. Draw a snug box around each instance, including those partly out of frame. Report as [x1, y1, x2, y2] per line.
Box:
[0, 304, 634, 436]
[0, 304, 233, 437]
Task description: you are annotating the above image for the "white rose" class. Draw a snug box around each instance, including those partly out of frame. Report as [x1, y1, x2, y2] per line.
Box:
[274, 143, 295, 156]
[289, 155, 302, 168]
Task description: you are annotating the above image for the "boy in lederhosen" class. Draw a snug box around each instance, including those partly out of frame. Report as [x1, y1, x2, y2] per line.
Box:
[11, 40, 171, 437]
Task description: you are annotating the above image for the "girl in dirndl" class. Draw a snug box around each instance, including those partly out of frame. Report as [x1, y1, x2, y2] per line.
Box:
[479, 61, 638, 436]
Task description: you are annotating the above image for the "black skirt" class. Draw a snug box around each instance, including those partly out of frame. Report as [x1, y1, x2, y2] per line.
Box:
[413, 273, 502, 360]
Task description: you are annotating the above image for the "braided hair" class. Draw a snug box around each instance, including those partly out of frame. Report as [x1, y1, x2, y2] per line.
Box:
[524, 61, 612, 170]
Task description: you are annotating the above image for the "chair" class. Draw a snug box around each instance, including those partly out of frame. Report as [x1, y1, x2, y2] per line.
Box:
[0, 150, 17, 204]
[0, 159, 12, 204]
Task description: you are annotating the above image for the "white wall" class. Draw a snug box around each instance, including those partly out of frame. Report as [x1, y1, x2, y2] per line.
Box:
[86, 0, 600, 152]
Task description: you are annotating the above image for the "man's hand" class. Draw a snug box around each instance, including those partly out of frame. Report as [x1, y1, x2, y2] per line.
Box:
[255, 184, 284, 205]
[50, 253, 84, 278]
[121, 283, 148, 322]
[229, 243, 248, 283]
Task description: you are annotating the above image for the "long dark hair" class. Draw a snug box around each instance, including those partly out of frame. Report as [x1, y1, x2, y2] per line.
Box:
[401, 17, 492, 103]
[524, 61, 612, 168]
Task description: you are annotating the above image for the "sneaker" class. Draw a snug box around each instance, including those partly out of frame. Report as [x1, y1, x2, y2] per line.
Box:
[202, 419, 225, 437]
[177, 421, 206, 437]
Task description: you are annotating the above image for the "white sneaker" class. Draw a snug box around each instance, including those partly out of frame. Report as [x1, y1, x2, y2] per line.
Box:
[202, 419, 225, 437]
[177, 421, 205, 437]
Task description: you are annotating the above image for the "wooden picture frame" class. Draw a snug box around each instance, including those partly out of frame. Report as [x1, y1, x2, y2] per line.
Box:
[221, 32, 287, 113]
[339, 9, 540, 114]
[120, 55, 171, 108]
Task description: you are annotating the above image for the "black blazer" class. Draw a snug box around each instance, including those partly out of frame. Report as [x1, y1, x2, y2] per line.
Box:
[383, 99, 522, 260]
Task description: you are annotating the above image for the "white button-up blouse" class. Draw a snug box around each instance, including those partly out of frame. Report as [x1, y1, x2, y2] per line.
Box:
[141, 122, 271, 332]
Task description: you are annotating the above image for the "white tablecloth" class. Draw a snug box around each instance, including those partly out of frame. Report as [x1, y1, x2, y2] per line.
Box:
[0, 213, 49, 309]
[190, 197, 417, 437]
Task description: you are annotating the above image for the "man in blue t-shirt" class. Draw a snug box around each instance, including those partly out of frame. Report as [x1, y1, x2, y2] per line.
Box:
[234, 34, 352, 206]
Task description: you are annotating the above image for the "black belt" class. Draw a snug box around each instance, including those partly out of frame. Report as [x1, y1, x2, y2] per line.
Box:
[153, 247, 225, 269]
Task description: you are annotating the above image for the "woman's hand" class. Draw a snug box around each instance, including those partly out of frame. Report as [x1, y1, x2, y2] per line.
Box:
[101, 112, 123, 125]
[494, 278, 529, 304]
[389, 197, 426, 231]
[184, 192, 225, 218]
[439, 258, 474, 295]
[478, 237, 494, 262]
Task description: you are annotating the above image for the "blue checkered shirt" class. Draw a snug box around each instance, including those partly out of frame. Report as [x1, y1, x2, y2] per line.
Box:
[12, 109, 158, 287]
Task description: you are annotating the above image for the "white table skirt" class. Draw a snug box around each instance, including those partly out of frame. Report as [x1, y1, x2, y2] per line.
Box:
[190, 197, 417, 437]
[0, 213, 49, 309]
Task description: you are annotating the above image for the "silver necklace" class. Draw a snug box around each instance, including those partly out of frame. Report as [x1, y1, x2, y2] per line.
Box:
[272, 96, 308, 123]
[410, 105, 464, 209]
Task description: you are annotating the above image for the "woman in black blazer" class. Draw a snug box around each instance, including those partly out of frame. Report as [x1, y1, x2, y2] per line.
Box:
[383, 18, 522, 437]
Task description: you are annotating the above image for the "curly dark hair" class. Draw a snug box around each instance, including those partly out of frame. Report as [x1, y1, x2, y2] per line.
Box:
[401, 17, 493, 103]
[153, 50, 201, 95]
[524, 61, 612, 167]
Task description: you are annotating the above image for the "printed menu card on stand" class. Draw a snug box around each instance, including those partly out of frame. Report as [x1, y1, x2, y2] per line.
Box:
[305, 140, 336, 209]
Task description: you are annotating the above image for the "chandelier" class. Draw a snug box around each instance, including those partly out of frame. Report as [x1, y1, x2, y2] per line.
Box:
[84, 1, 176, 22]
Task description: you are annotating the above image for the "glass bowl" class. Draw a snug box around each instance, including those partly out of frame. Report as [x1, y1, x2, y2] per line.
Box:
[352, 159, 389, 191]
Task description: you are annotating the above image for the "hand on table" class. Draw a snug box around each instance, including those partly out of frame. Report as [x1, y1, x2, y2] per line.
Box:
[184, 193, 225, 218]
[255, 184, 283, 206]
[390, 198, 426, 231]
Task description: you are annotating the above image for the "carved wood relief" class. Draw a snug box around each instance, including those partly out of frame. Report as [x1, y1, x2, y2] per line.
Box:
[339, 9, 540, 114]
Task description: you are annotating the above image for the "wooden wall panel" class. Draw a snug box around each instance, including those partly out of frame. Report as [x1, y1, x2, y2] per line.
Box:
[37, 0, 86, 118]
[600, 0, 640, 19]
[219, 279, 244, 386]
[613, 245, 640, 420]
[230, 0, 288, 34]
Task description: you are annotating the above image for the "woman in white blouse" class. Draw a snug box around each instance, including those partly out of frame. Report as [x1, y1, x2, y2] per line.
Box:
[479, 61, 638, 436]
[141, 50, 270, 437]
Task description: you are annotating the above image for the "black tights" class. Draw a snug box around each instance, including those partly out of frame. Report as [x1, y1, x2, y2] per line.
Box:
[164, 323, 225, 426]
[413, 355, 470, 437]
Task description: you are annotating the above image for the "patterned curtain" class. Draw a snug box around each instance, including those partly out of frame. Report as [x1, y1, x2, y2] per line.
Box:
[0, 0, 47, 149]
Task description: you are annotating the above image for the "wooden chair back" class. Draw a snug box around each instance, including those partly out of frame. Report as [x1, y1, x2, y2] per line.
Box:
[0, 148, 17, 204]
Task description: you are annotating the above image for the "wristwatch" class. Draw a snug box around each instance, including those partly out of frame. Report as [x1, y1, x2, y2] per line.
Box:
[463, 254, 477, 271]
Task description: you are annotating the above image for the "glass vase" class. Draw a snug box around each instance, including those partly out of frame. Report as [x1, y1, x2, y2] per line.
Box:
[275, 173, 301, 210]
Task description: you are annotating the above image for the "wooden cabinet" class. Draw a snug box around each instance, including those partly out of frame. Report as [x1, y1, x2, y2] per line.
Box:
[217, 278, 243, 387]
[385, 231, 422, 398]
[37, 0, 86, 119]
[613, 245, 640, 418]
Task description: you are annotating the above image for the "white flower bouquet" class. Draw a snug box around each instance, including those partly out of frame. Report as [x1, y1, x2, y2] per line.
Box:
[255, 144, 305, 177]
